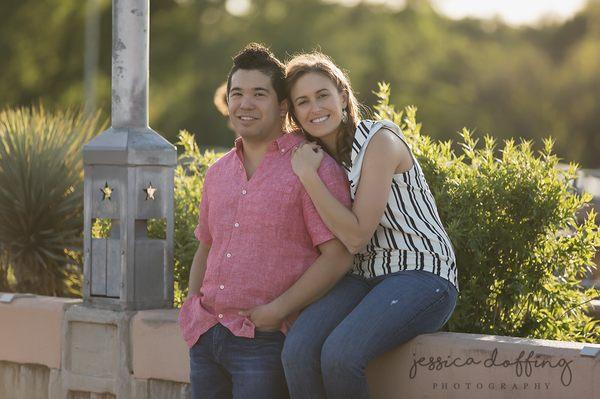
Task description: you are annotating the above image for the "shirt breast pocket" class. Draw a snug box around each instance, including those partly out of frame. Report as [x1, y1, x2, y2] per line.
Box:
[261, 184, 301, 227]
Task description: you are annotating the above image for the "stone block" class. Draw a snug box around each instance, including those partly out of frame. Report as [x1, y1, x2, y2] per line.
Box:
[61, 305, 134, 398]
[68, 322, 118, 378]
[131, 309, 188, 383]
[0, 294, 80, 368]
[0, 361, 49, 399]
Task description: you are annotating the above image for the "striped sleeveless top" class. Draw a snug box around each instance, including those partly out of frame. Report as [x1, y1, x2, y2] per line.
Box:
[346, 120, 458, 288]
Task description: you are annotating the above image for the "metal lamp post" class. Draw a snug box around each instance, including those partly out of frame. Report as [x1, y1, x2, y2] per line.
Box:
[82, 0, 176, 310]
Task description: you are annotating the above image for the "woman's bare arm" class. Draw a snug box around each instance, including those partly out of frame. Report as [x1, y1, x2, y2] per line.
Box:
[294, 128, 412, 253]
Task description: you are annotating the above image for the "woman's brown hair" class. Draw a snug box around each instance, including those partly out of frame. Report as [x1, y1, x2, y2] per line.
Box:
[285, 52, 363, 167]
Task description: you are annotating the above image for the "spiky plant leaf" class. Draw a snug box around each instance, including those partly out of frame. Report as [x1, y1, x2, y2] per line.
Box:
[0, 106, 106, 296]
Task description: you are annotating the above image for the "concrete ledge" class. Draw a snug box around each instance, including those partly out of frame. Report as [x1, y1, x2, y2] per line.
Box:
[131, 309, 189, 383]
[2, 295, 599, 398]
[0, 361, 51, 399]
[131, 308, 600, 398]
[0, 294, 81, 368]
[367, 332, 600, 398]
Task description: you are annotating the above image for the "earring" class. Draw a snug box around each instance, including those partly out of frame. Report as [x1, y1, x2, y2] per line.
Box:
[341, 109, 348, 124]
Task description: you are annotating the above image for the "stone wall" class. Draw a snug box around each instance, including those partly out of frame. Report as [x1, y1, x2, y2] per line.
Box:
[0, 361, 51, 399]
[1, 294, 599, 398]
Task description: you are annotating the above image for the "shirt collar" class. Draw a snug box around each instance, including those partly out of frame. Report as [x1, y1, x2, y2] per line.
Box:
[234, 132, 304, 155]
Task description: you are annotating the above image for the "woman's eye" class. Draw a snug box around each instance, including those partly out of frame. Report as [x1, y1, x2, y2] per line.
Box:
[319, 93, 328, 98]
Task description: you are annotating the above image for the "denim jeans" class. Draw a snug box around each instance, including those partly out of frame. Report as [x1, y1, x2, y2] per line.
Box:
[281, 270, 458, 399]
[189, 323, 289, 399]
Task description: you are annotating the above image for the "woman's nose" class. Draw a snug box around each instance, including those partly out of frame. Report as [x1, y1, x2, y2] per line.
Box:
[309, 100, 322, 113]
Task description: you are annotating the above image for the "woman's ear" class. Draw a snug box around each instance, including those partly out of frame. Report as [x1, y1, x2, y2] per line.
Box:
[341, 90, 348, 110]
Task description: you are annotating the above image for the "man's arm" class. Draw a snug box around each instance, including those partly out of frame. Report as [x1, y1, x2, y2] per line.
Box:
[186, 242, 211, 299]
[271, 238, 353, 314]
[240, 238, 352, 330]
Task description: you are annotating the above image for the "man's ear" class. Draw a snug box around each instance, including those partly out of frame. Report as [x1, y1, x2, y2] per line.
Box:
[279, 98, 289, 117]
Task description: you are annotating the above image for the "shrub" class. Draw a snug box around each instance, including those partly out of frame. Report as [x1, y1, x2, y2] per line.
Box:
[0, 106, 105, 296]
[373, 82, 600, 342]
[169, 130, 221, 307]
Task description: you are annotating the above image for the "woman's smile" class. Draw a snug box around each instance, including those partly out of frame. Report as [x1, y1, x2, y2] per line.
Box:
[310, 115, 330, 124]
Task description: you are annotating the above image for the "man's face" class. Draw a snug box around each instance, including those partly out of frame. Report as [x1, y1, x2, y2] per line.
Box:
[227, 69, 286, 143]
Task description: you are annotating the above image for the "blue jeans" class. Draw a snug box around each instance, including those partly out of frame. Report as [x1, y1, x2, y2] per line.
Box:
[189, 323, 289, 399]
[282, 270, 457, 399]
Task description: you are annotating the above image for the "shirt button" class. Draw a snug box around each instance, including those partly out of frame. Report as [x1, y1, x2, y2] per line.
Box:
[280, 148, 285, 153]
[226, 253, 232, 258]
[234, 222, 239, 228]
[241, 189, 247, 195]
[219, 284, 225, 290]
[218, 314, 223, 319]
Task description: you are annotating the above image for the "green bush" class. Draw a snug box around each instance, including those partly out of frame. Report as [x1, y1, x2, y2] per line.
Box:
[373, 82, 600, 342]
[170, 84, 599, 341]
[170, 130, 222, 307]
[0, 106, 105, 296]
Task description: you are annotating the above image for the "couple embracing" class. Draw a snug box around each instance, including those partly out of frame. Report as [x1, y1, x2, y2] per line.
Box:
[178, 43, 459, 399]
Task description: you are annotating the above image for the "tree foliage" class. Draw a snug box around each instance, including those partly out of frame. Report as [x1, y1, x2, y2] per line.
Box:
[1, 0, 599, 166]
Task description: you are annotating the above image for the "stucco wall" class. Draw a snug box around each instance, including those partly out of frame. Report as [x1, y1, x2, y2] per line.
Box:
[1, 294, 599, 398]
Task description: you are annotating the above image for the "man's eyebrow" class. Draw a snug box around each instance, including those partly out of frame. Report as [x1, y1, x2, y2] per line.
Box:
[229, 86, 270, 93]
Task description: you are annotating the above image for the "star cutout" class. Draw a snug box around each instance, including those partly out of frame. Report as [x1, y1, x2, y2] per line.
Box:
[100, 182, 113, 201]
[143, 182, 157, 200]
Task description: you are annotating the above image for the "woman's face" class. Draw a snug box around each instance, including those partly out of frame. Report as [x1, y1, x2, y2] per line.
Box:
[290, 72, 348, 142]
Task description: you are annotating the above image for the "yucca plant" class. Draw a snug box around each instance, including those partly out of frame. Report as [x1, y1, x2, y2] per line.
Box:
[0, 106, 106, 296]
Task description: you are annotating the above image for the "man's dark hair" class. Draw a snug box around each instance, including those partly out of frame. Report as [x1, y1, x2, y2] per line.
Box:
[226, 43, 286, 102]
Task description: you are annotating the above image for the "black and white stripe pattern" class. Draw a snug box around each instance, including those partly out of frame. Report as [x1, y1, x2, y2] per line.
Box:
[348, 120, 458, 289]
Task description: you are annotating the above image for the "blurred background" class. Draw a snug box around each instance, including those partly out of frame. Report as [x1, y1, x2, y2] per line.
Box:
[1, 0, 598, 166]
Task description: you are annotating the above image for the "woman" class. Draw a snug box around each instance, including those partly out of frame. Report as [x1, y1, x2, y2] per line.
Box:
[280, 52, 459, 399]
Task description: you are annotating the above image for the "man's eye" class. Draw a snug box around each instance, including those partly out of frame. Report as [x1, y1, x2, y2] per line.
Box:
[296, 100, 307, 106]
[230, 92, 241, 97]
[255, 92, 266, 97]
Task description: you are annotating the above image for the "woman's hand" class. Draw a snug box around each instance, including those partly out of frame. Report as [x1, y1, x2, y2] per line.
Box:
[239, 302, 286, 332]
[291, 142, 324, 181]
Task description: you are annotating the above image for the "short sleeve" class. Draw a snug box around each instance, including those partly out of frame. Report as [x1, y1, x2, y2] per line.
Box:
[193, 171, 212, 246]
[302, 156, 351, 247]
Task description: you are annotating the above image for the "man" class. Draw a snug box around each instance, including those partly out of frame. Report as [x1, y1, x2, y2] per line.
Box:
[178, 43, 353, 399]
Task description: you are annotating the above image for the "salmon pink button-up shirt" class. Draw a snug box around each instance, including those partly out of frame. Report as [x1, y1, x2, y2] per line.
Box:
[178, 133, 351, 348]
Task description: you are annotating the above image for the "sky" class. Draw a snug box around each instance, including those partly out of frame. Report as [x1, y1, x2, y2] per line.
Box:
[430, 0, 588, 25]
[323, 0, 589, 25]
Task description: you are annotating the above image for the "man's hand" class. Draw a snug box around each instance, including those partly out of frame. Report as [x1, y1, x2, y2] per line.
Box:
[239, 302, 286, 332]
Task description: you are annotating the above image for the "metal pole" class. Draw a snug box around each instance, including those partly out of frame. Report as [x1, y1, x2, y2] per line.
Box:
[111, 0, 148, 128]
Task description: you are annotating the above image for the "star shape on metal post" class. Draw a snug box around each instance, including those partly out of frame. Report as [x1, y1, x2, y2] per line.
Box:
[143, 182, 157, 200]
[100, 182, 113, 201]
